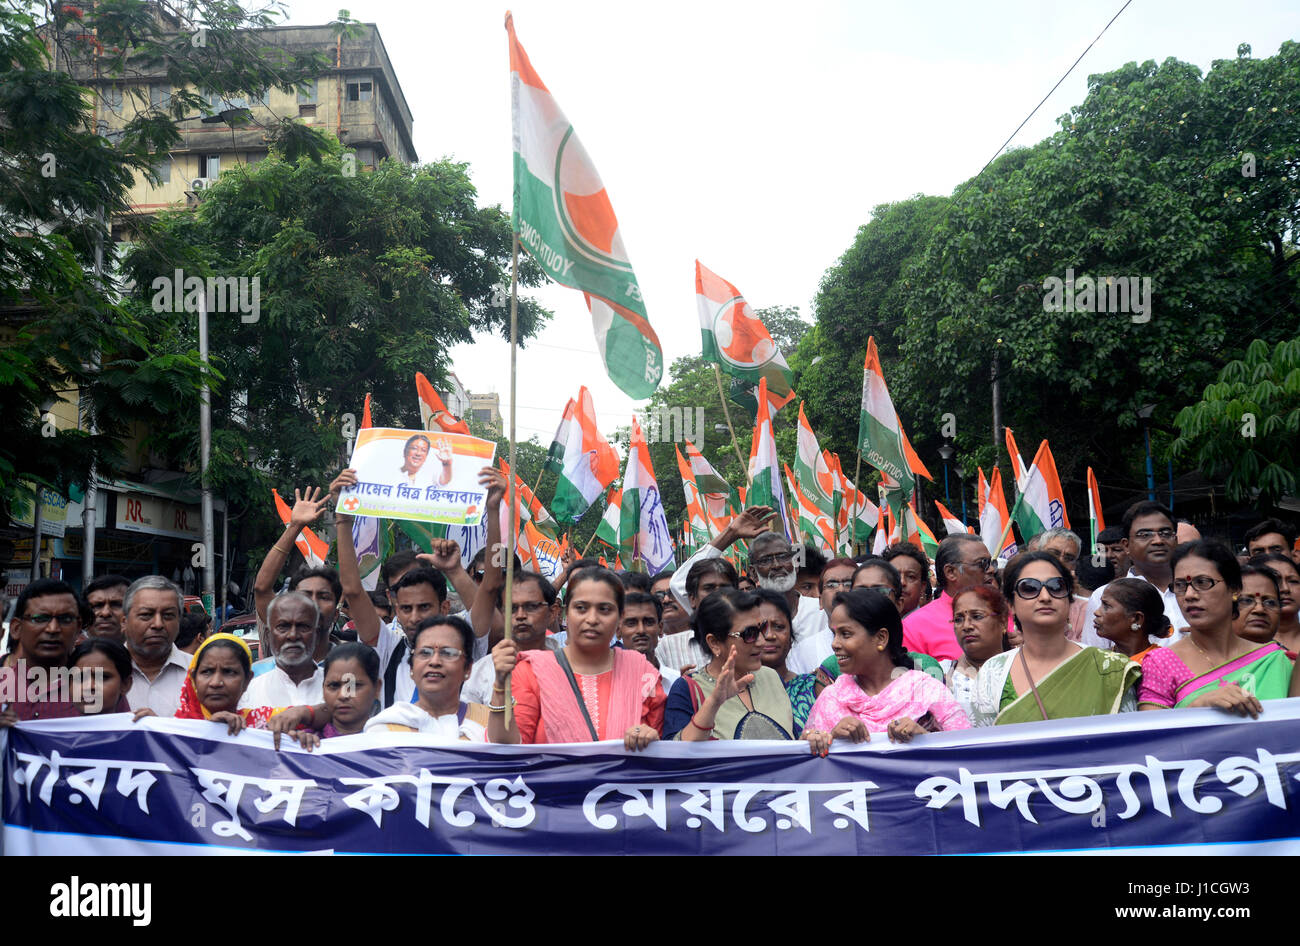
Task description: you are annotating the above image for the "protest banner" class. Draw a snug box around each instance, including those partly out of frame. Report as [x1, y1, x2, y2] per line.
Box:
[336, 427, 496, 525]
[5, 703, 1300, 855]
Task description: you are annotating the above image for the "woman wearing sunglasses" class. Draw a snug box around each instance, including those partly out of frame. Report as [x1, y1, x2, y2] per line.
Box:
[365, 616, 492, 741]
[1139, 541, 1296, 714]
[971, 552, 1141, 726]
[664, 588, 794, 740]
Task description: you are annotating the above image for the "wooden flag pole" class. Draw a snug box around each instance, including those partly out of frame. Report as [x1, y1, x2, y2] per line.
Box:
[580, 529, 599, 558]
[713, 364, 750, 481]
[502, 232, 519, 729]
[529, 465, 545, 501]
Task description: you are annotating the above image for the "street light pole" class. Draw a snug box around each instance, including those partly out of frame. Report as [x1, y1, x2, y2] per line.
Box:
[1138, 404, 1157, 502]
[938, 443, 954, 505]
[956, 465, 968, 527]
[199, 293, 215, 612]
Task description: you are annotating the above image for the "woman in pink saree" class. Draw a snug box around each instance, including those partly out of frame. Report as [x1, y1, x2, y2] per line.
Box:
[804, 589, 970, 755]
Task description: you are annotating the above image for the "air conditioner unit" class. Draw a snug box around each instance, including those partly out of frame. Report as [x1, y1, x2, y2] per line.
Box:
[191, 177, 212, 190]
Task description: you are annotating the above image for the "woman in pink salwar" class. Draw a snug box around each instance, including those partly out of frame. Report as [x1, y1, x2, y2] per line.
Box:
[804, 589, 970, 755]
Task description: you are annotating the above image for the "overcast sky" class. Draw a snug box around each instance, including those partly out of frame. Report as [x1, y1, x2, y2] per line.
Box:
[282, 0, 1298, 454]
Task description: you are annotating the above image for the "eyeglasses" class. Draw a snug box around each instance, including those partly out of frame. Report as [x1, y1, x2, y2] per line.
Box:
[961, 558, 994, 572]
[822, 579, 854, 590]
[727, 624, 763, 643]
[1173, 576, 1222, 595]
[1134, 528, 1176, 541]
[22, 613, 79, 628]
[860, 584, 898, 600]
[510, 601, 547, 614]
[1238, 594, 1281, 612]
[413, 646, 465, 661]
[1013, 577, 1071, 600]
[651, 590, 673, 601]
[952, 610, 991, 625]
[752, 551, 794, 568]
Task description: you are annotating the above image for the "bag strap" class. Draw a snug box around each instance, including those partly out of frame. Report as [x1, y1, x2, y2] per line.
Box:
[382, 635, 407, 709]
[1017, 648, 1050, 721]
[554, 649, 600, 742]
[686, 674, 706, 713]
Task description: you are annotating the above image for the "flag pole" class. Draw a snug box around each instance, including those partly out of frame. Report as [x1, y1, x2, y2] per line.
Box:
[502, 231, 519, 729]
[712, 365, 749, 480]
[852, 450, 864, 556]
[580, 530, 599, 558]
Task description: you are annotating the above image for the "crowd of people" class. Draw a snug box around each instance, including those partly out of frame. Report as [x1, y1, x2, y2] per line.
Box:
[3, 467, 1298, 757]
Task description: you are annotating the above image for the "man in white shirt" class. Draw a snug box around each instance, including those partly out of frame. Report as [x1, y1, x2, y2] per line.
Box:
[618, 591, 679, 691]
[463, 568, 560, 705]
[241, 591, 325, 708]
[123, 576, 191, 718]
[1082, 501, 1187, 649]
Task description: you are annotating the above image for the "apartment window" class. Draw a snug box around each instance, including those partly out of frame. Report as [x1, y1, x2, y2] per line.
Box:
[298, 103, 316, 118]
[297, 79, 317, 104]
[346, 81, 372, 102]
[150, 84, 171, 109]
[152, 158, 171, 184]
[101, 84, 122, 111]
[202, 154, 220, 179]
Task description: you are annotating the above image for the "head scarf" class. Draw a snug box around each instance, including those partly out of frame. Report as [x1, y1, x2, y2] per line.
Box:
[177, 633, 255, 720]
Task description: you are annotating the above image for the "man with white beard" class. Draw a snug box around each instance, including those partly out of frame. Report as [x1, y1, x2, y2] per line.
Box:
[240, 592, 325, 708]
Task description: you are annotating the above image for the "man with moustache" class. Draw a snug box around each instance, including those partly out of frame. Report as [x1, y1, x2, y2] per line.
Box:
[618, 590, 678, 689]
[902, 534, 999, 661]
[83, 574, 130, 644]
[123, 575, 191, 718]
[462, 569, 560, 705]
[650, 571, 689, 637]
[241, 592, 325, 707]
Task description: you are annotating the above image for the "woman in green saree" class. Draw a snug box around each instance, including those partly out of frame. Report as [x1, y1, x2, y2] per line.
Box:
[972, 552, 1140, 726]
[1139, 540, 1297, 714]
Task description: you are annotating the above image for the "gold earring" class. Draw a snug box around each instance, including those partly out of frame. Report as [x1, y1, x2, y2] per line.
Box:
[877, 644, 885, 652]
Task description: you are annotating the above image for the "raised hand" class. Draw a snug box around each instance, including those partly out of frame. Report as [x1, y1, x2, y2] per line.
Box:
[289, 487, 329, 529]
[435, 439, 454, 464]
[419, 538, 463, 573]
[480, 467, 507, 508]
[706, 649, 754, 708]
[727, 506, 776, 542]
[328, 468, 359, 501]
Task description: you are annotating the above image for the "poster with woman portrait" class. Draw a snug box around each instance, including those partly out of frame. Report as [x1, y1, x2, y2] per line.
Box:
[337, 428, 497, 525]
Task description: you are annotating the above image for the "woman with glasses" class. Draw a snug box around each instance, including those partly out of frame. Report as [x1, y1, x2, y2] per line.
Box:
[1092, 578, 1172, 663]
[1247, 553, 1300, 657]
[941, 585, 1011, 725]
[1139, 542, 1296, 714]
[752, 589, 815, 736]
[489, 567, 665, 749]
[972, 552, 1141, 726]
[664, 587, 794, 740]
[804, 589, 969, 754]
[1233, 565, 1283, 646]
[365, 616, 493, 741]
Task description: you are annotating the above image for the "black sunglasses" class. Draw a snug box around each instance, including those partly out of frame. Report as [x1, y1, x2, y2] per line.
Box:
[1014, 577, 1071, 600]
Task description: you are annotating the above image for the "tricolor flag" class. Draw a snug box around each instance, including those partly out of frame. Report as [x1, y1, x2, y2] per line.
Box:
[1009, 439, 1071, 543]
[793, 402, 835, 511]
[1005, 427, 1029, 493]
[544, 398, 576, 474]
[978, 466, 1017, 561]
[746, 377, 791, 540]
[858, 337, 915, 495]
[507, 14, 663, 398]
[349, 399, 386, 590]
[784, 463, 834, 553]
[499, 458, 560, 540]
[550, 386, 619, 523]
[836, 464, 880, 547]
[695, 260, 795, 413]
[415, 372, 471, 435]
[676, 446, 714, 546]
[684, 440, 729, 520]
[272, 489, 330, 568]
[1087, 467, 1105, 553]
[360, 393, 373, 431]
[619, 417, 674, 574]
[595, 487, 621, 549]
[934, 499, 969, 536]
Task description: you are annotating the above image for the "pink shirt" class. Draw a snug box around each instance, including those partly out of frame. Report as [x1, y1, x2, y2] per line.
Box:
[901, 592, 964, 661]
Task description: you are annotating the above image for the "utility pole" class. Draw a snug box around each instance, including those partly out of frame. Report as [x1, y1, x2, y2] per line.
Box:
[991, 339, 1002, 467]
[199, 293, 215, 612]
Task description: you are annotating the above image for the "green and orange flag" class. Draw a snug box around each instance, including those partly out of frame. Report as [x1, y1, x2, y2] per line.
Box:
[696, 260, 795, 414]
[507, 13, 663, 398]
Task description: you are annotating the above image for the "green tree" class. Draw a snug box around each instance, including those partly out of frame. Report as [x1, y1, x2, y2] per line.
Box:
[1172, 338, 1300, 509]
[0, 0, 340, 515]
[123, 138, 549, 552]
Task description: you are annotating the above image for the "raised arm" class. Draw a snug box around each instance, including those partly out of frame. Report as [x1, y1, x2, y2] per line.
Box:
[470, 467, 507, 641]
[253, 486, 329, 622]
[332, 469, 381, 648]
[668, 506, 776, 614]
[418, 539, 478, 619]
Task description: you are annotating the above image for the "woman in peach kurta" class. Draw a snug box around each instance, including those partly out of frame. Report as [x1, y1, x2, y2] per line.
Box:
[488, 567, 666, 749]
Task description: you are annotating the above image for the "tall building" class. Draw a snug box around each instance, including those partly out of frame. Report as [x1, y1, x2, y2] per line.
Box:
[69, 17, 417, 226]
[3, 10, 419, 595]
[469, 393, 502, 433]
[442, 372, 471, 419]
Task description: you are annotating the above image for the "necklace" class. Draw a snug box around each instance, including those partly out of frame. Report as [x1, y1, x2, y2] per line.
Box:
[1189, 634, 1234, 669]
